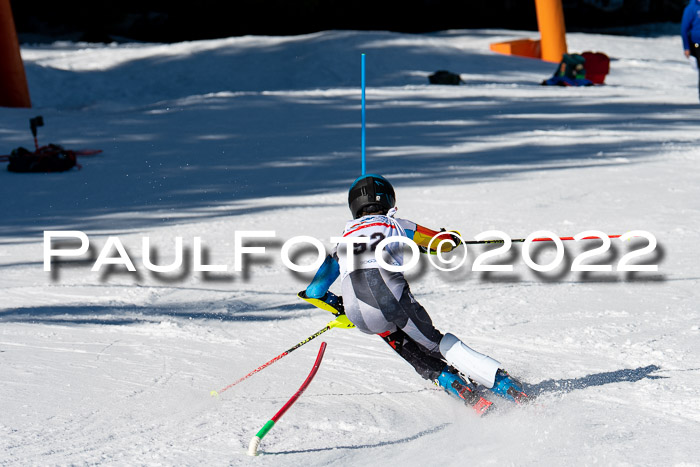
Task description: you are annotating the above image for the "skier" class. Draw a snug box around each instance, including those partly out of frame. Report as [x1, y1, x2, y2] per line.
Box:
[682, 0, 700, 100]
[300, 174, 528, 411]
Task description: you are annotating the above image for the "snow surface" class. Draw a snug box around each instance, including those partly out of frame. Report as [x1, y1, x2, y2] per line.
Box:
[1, 28, 699, 465]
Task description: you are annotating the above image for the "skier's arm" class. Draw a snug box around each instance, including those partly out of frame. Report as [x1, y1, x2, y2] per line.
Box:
[298, 253, 344, 315]
[304, 253, 340, 298]
[403, 222, 461, 253]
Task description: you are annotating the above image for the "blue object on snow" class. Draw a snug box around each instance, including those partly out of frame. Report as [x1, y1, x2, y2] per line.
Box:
[542, 76, 593, 87]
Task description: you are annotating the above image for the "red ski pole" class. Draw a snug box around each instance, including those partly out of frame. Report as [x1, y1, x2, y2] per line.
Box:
[462, 234, 621, 245]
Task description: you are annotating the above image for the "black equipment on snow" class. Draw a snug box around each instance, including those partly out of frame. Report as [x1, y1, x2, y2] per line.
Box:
[348, 174, 396, 219]
[8, 144, 77, 172]
[428, 70, 463, 85]
[1, 116, 102, 173]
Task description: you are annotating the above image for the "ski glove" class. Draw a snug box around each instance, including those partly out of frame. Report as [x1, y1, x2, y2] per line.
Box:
[438, 229, 462, 252]
[418, 229, 462, 254]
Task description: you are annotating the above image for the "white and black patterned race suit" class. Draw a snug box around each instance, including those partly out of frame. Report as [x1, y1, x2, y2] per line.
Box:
[306, 211, 503, 388]
[336, 214, 445, 358]
[306, 212, 457, 380]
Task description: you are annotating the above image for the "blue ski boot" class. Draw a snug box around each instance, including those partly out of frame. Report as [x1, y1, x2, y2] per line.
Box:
[489, 369, 528, 404]
[436, 367, 493, 415]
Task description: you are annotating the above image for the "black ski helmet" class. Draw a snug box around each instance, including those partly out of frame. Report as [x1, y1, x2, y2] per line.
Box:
[348, 174, 396, 219]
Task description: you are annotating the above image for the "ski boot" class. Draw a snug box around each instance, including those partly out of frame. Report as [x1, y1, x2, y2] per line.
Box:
[436, 367, 493, 416]
[489, 369, 529, 404]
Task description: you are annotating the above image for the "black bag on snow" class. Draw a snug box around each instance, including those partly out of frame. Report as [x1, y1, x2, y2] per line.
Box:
[428, 70, 463, 85]
[7, 144, 77, 173]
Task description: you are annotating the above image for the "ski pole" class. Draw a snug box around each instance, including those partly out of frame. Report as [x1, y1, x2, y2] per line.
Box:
[462, 234, 621, 245]
[247, 341, 327, 456]
[211, 315, 352, 396]
[423, 233, 623, 254]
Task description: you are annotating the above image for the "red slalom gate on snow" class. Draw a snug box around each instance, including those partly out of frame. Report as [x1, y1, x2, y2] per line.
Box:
[247, 342, 327, 456]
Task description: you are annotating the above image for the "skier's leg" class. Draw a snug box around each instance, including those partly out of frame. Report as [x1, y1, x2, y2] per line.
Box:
[343, 269, 525, 402]
[342, 269, 443, 356]
[378, 329, 491, 412]
[340, 271, 405, 345]
[369, 278, 518, 404]
[438, 333, 500, 388]
[692, 44, 700, 101]
[358, 269, 501, 390]
[341, 270, 448, 382]
[380, 280, 528, 402]
[439, 333, 528, 403]
[378, 329, 445, 380]
[386, 281, 503, 390]
[696, 59, 700, 101]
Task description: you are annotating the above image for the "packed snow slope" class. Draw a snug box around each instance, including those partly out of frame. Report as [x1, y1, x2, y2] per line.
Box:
[1, 28, 699, 466]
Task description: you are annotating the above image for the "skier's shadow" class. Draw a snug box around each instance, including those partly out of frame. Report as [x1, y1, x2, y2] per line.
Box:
[262, 366, 666, 456]
[263, 423, 450, 456]
[525, 364, 664, 396]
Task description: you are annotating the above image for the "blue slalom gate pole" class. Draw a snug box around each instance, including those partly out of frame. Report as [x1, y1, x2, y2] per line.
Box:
[361, 53, 366, 175]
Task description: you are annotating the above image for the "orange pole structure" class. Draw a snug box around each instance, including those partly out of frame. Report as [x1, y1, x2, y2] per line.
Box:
[535, 0, 568, 63]
[0, 0, 31, 108]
